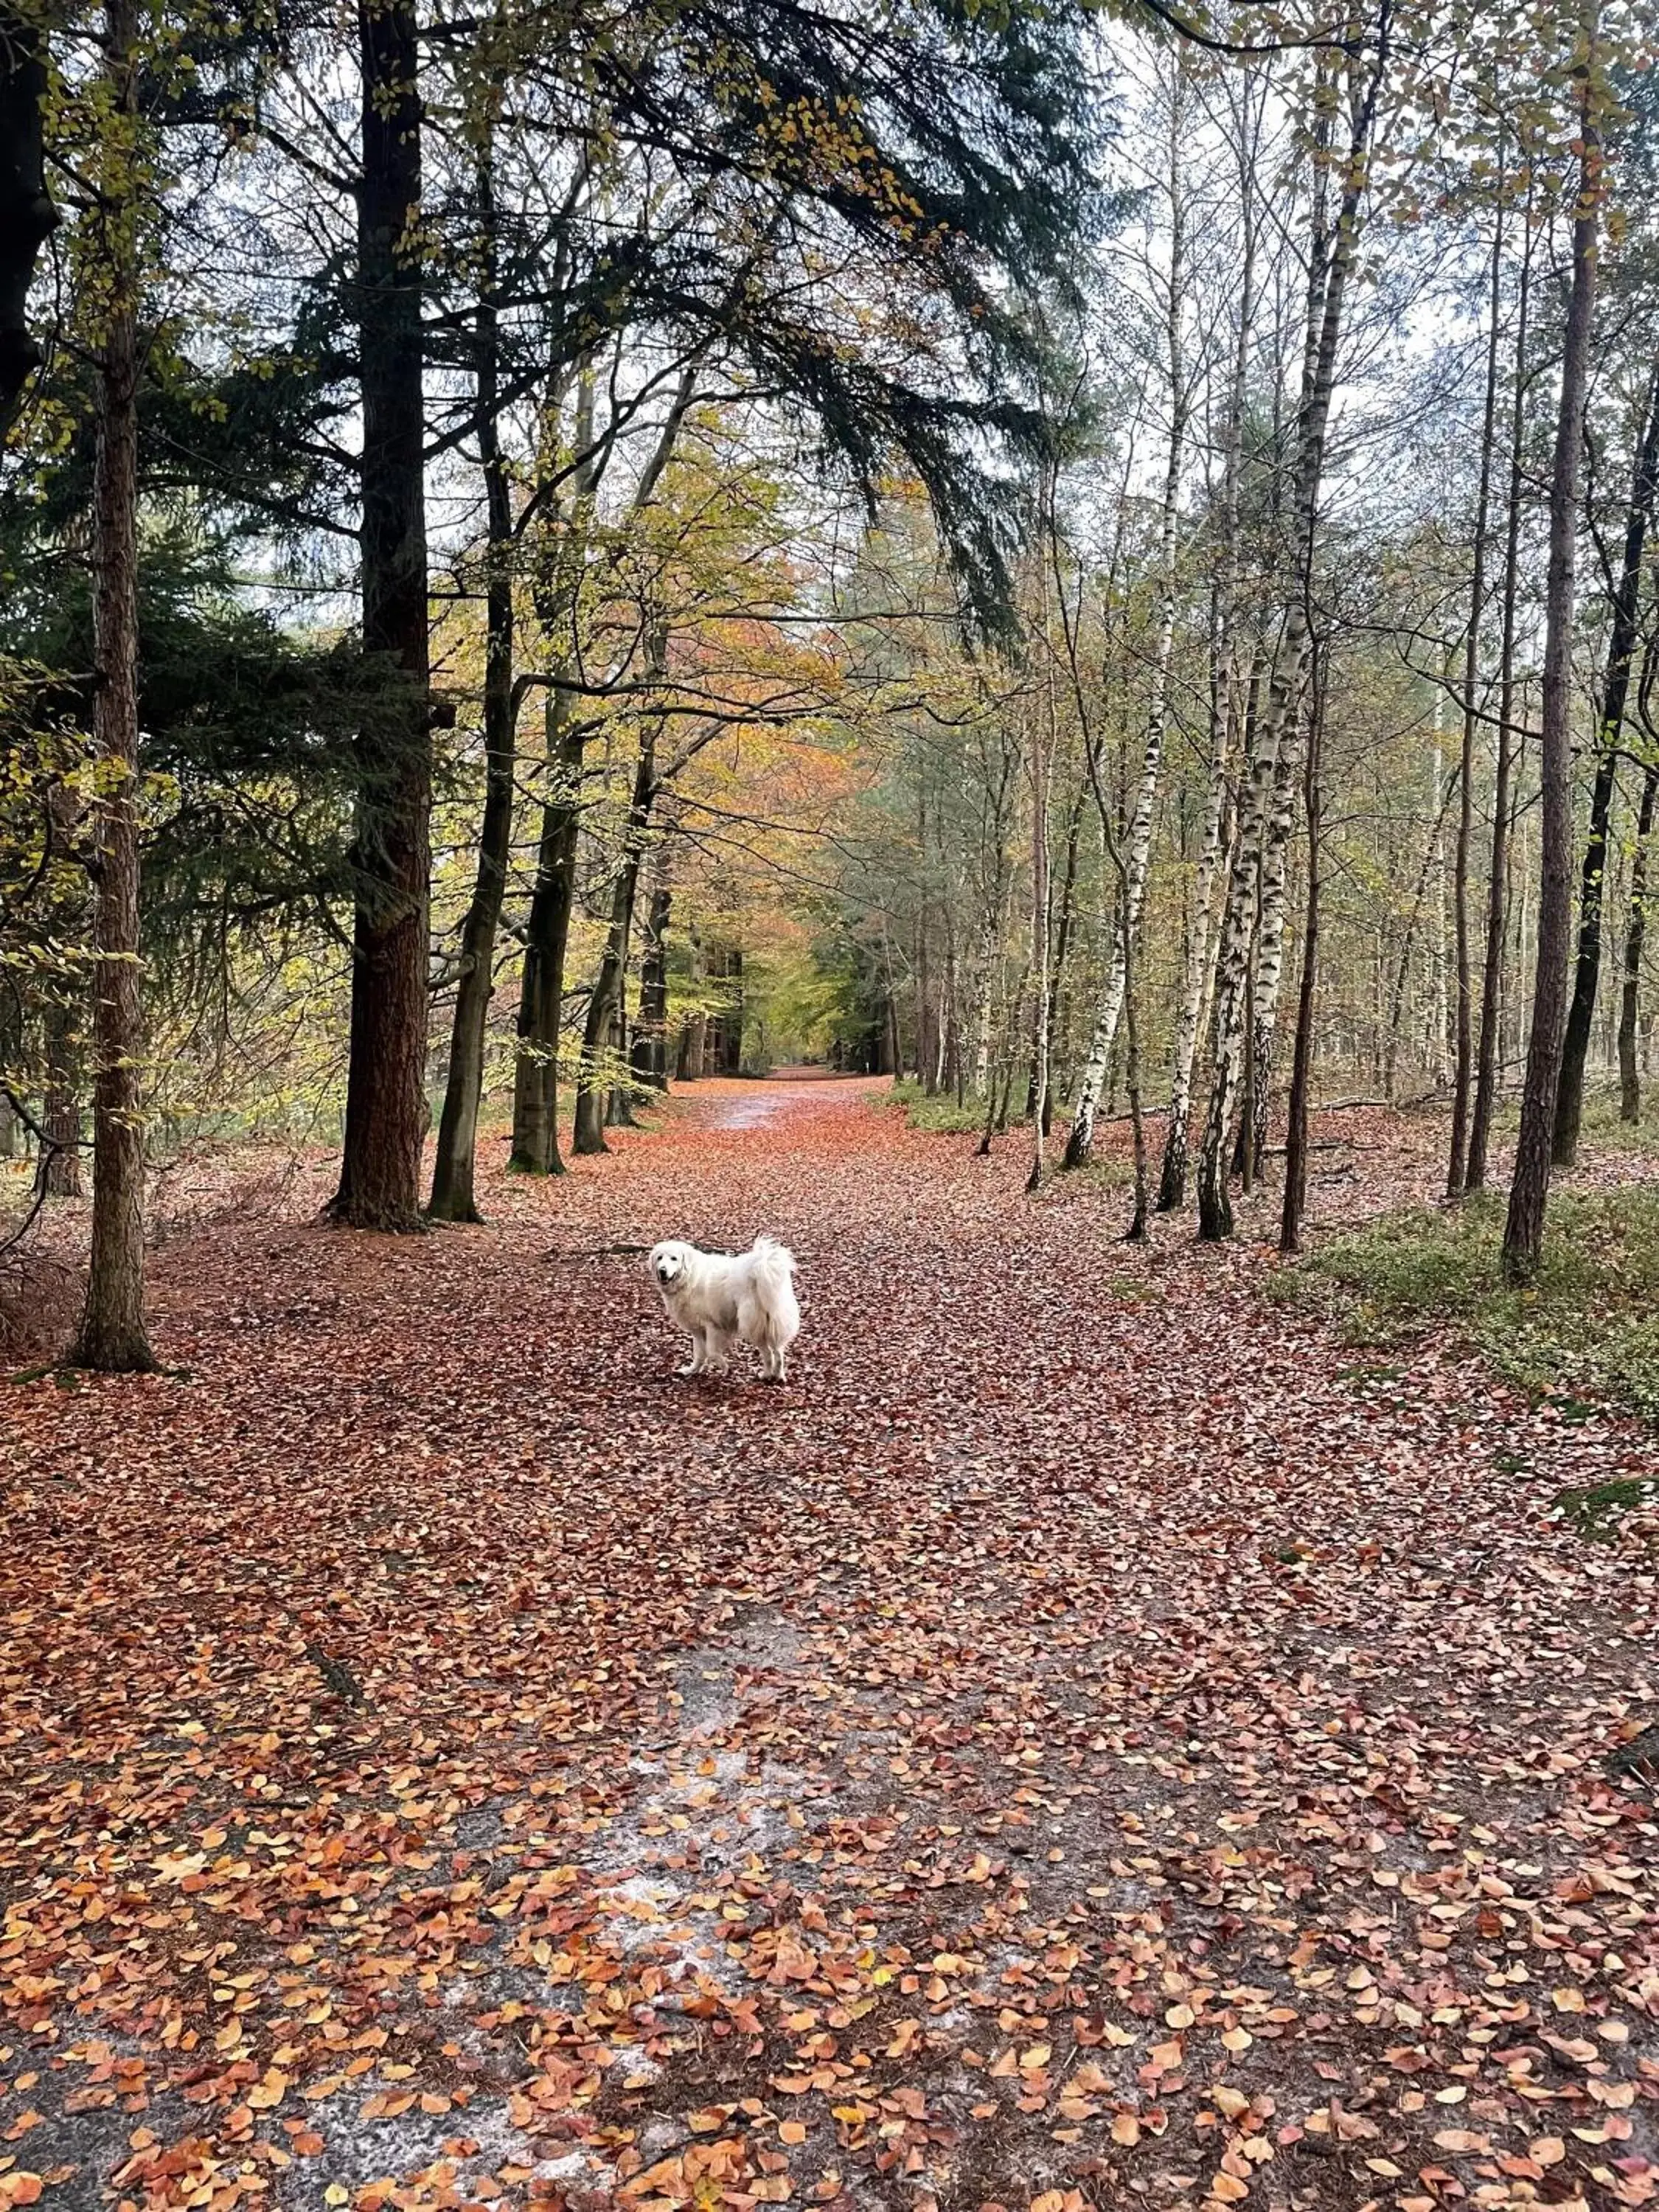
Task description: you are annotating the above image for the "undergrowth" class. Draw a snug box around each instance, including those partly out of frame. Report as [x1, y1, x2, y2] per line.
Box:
[888, 1079, 1028, 1135]
[1495, 1091, 1659, 1161]
[1273, 1185, 1659, 1426]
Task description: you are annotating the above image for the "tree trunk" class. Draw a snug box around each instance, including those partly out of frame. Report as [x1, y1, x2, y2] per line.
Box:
[1026, 687, 1054, 1193]
[41, 995, 83, 1197]
[1161, 66, 1262, 1209]
[1200, 657, 1281, 1240]
[1433, 726, 1450, 1085]
[0, 998, 18, 1161]
[507, 690, 580, 1172]
[1279, 646, 1325, 1254]
[1062, 604, 1174, 1168]
[1121, 895, 1149, 1242]
[1503, 100, 1600, 1283]
[1066, 97, 1186, 1170]
[972, 738, 1018, 1105]
[1467, 182, 1534, 1193]
[330, 0, 431, 1231]
[1448, 159, 1506, 1196]
[677, 922, 706, 1080]
[607, 992, 636, 1126]
[0, 0, 57, 436]
[1244, 717, 1304, 1173]
[1236, 951, 1256, 1192]
[504, 361, 602, 1175]
[713, 945, 745, 1073]
[631, 850, 672, 1091]
[1384, 771, 1458, 1104]
[1159, 653, 1249, 1209]
[1618, 684, 1657, 1121]
[1034, 788, 1082, 1134]
[574, 864, 641, 1152]
[1551, 360, 1659, 1164]
[573, 712, 658, 1155]
[1197, 43, 1377, 1239]
[971, 914, 998, 1099]
[914, 776, 935, 1091]
[430, 156, 514, 1222]
[69, 0, 156, 1371]
[944, 898, 964, 1105]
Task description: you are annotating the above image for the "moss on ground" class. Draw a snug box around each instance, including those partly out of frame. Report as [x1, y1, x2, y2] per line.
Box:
[1273, 1184, 1659, 1427]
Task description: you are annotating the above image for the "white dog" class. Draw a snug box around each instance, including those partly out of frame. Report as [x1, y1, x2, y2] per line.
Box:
[649, 1235, 800, 1381]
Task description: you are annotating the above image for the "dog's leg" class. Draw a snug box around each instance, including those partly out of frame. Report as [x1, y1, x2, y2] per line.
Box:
[678, 1330, 706, 1377]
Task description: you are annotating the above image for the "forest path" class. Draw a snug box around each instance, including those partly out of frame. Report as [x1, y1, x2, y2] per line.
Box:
[5, 1079, 1659, 2212]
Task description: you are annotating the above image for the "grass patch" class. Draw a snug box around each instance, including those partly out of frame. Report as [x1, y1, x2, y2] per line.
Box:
[888, 1079, 1027, 1135]
[1495, 1091, 1659, 1161]
[1059, 1157, 1138, 1197]
[1276, 1185, 1659, 1426]
[1556, 1475, 1659, 1540]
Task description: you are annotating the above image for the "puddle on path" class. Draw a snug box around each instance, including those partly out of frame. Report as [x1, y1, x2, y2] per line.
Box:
[698, 1091, 795, 1131]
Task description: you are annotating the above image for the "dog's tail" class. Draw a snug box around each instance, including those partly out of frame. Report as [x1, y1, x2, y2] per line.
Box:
[747, 1236, 798, 1343]
[749, 1234, 796, 1287]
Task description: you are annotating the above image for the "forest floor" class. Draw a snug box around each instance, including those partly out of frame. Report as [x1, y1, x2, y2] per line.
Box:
[5, 1078, 1659, 2212]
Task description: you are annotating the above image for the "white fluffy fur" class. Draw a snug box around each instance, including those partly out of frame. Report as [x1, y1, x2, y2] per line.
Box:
[649, 1235, 800, 1381]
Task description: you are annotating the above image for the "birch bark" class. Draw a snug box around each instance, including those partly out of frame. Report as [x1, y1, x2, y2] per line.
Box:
[1197, 36, 1382, 1238]
[1065, 68, 1189, 1169]
[1467, 181, 1534, 1191]
[1503, 74, 1601, 1282]
[1447, 158, 1505, 1196]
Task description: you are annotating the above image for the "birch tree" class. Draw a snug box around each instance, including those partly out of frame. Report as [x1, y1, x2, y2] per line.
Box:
[1154, 58, 1263, 1213]
[1197, 17, 1388, 1240]
[1065, 61, 1191, 1170]
[1466, 173, 1535, 1194]
[1445, 147, 1506, 1197]
[1503, 49, 1601, 1284]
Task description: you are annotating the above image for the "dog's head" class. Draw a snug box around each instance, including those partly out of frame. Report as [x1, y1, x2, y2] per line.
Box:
[650, 1240, 692, 1290]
